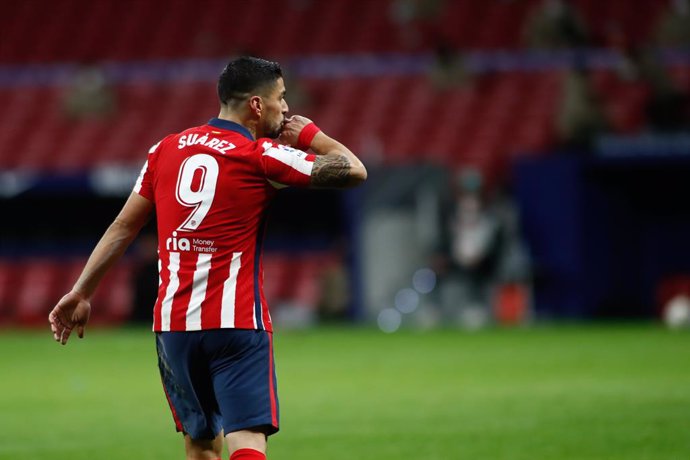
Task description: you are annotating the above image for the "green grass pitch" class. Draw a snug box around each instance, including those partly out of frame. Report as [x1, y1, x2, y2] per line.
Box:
[0, 324, 688, 459]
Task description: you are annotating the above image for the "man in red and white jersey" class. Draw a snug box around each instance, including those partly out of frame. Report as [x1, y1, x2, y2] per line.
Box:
[49, 56, 366, 460]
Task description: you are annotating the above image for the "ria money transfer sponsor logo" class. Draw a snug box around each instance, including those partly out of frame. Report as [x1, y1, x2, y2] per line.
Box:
[166, 231, 218, 253]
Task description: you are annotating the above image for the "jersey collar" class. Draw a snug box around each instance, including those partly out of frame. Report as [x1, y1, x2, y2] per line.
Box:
[207, 118, 255, 141]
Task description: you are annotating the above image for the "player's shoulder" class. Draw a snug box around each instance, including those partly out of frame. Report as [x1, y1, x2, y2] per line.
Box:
[173, 123, 217, 145]
[148, 123, 224, 154]
[256, 138, 308, 158]
[147, 133, 178, 155]
[147, 125, 205, 155]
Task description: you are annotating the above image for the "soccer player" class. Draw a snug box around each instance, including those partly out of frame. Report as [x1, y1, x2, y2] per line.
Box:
[48, 56, 366, 460]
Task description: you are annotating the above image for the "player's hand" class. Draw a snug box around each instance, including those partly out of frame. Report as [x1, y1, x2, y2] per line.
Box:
[49, 291, 91, 345]
[278, 115, 314, 148]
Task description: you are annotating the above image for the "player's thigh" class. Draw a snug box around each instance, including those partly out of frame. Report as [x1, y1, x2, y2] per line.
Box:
[156, 332, 222, 440]
[202, 329, 280, 436]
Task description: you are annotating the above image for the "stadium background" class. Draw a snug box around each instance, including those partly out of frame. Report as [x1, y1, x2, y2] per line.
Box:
[1, 1, 689, 459]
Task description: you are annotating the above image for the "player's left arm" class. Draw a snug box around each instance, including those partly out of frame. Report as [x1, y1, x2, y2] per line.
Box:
[262, 116, 366, 189]
[278, 116, 366, 188]
[259, 139, 317, 189]
[49, 192, 154, 345]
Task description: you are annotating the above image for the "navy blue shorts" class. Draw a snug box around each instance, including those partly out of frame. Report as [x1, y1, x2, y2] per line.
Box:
[155, 329, 279, 440]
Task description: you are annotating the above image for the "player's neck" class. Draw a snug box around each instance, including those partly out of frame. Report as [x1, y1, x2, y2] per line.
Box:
[217, 110, 258, 139]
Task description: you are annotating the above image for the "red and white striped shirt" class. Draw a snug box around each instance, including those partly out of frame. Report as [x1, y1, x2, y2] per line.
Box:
[134, 118, 315, 332]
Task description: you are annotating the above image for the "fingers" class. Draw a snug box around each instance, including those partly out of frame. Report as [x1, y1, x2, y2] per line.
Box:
[55, 322, 72, 345]
[77, 325, 85, 339]
[280, 117, 313, 147]
[49, 310, 62, 342]
[49, 308, 73, 345]
[50, 321, 61, 341]
[283, 117, 304, 130]
[278, 127, 299, 147]
[60, 327, 72, 345]
[291, 115, 312, 125]
[51, 321, 72, 344]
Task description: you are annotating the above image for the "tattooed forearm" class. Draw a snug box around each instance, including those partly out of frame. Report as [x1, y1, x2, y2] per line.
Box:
[310, 154, 352, 188]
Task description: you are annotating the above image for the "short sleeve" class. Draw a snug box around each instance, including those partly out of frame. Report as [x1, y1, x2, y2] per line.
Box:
[132, 140, 161, 201]
[259, 140, 316, 188]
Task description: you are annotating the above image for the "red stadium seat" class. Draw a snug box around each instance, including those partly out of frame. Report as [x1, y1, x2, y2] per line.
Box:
[0, 0, 684, 174]
[601, 80, 650, 134]
[261, 252, 341, 310]
[0, 0, 671, 63]
[0, 260, 19, 325]
[261, 253, 293, 305]
[91, 262, 134, 324]
[14, 259, 64, 326]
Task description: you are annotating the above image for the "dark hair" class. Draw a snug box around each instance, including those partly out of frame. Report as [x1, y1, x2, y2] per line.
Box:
[217, 56, 283, 106]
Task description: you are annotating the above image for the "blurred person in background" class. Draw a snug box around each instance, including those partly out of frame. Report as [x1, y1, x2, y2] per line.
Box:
[389, 0, 444, 48]
[433, 169, 507, 328]
[48, 56, 366, 460]
[523, 0, 590, 49]
[428, 39, 474, 90]
[637, 49, 690, 133]
[62, 61, 117, 120]
[316, 256, 351, 323]
[615, 46, 689, 133]
[655, 0, 690, 48]
[557, 66, 609, 151]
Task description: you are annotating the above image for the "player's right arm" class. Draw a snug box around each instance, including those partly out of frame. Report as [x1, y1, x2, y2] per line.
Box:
[279, 116, 367, 188]
[49, 192, 154, 345]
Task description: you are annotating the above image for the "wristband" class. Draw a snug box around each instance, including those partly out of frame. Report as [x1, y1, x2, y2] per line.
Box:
[296, 122, 321, 150]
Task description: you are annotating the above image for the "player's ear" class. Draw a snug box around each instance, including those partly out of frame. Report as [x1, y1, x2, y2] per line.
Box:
[249, 95, 263, 117]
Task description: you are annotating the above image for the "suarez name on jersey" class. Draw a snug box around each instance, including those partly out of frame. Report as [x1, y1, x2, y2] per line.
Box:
[133, 118, 316, 332]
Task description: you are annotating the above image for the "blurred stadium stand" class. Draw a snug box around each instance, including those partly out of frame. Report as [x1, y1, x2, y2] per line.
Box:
[1, 0, 690, 326]
[0, 252, 338, 327]
[0, 0, 670, 61]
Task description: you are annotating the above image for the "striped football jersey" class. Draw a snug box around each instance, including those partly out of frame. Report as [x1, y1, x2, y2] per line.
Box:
[134, 118, 315, 332]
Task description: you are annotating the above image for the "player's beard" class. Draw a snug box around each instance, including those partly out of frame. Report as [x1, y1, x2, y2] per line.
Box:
[264, 119, 284, 139]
